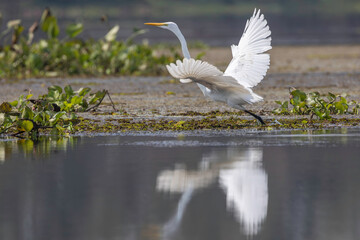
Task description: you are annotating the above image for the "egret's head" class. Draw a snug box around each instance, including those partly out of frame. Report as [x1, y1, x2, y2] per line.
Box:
[144, 22, 179, 32]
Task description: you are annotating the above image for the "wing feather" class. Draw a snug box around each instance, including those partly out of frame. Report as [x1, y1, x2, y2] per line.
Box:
[166, 58, 223, 82]
[224, 9, 272, 88]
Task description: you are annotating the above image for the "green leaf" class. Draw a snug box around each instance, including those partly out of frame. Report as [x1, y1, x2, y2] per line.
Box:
[0, 102, 12, 113]
[26, 94, 33, 100]
[327, 92, 336, 102]
[76, 87, 91, 97]
[340, 97, 348, 104]
[64, 85, 74, 97]
[48, 85, 63, 94]
[49, 111, 66, 125]
[20, 106, 34, 119]
[89, 90, 106, 105]
[41, 16, 59, 39]
[17, 120, 34, 132]
[291, 90, 307, 102]
[335, 102, 346, 114]
[70, 95, 83, 106]
[9, 100, 18, 107]
[66, 23, 83, 38]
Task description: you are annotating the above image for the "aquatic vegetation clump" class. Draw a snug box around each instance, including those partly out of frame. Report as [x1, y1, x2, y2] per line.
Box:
[167, 110, 244, 117]
[73, 117, 360, 134]
[274, 89, 360, 119]
[0, 8, 180, 79]
[0, 85, 109, 138]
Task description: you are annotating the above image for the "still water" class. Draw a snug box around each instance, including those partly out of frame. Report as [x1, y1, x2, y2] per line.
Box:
[0, 129, 360, 240]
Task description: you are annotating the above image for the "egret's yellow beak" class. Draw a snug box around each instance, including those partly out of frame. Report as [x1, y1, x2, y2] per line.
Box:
[144, 22, 167, 26]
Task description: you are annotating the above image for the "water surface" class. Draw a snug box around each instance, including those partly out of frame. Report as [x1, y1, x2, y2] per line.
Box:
[0, 128, 360, 240]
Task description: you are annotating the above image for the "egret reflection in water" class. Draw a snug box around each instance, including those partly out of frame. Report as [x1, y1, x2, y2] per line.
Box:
[219, 148, 268, 235]
[156, 147, 268, 237]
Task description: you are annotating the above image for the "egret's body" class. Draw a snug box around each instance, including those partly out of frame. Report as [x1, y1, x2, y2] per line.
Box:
[145, 9, 271, 124]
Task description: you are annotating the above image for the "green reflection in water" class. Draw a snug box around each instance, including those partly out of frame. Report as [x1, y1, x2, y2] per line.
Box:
[0, 136, 78, 162]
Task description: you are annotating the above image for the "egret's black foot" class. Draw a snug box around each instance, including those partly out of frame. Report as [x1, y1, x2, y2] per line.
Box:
[244, 110, 265, 125]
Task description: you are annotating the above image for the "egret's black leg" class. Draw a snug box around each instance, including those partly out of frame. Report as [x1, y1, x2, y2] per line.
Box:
[244, 110, 265, 125]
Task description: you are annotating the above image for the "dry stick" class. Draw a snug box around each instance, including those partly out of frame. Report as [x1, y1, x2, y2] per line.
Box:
[0, 124, 15, 135]
[11, 131, 25, 137]
[106, 91, 118, 111]
[85, 91, 107, 112]
[86, 90, 118, 112]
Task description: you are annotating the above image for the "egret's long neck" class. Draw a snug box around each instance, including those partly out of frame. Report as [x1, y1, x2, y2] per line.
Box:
[172, 28, 190, 59]
[172, 27, 208, 95]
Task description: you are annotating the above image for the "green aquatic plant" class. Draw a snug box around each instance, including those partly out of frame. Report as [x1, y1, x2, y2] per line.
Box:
[274, 89, 360, 119]
[0, 85, 111, 138]
[36, 85, 108, 112]
[0, 8, 181, 79]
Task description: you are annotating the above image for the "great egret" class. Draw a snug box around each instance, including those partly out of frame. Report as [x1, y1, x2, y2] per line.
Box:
[145, 9, 271, 124]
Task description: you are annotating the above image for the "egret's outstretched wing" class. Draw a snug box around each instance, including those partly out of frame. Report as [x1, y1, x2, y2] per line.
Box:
[224, 9, 272, 89]
[166, 58, 223, 83]
[166, 58, 262, 104]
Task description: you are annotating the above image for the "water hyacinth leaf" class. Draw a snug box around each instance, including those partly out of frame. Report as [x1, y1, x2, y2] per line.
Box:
[33, 112, 44, 123]
[26, 54, 44, 69]
[0, 102, 12, 113]
[40, 8, 51, 25]
[76, 87, 91, 97]
[81, 99, 89, 110]
[20, 106, 34, 119]
[17, 120, 34, 132]
[48, 85, 63, 94]
[89, 90, 106, 104]
[70, 95, 83, 106]
[9, 100, 18, 107]
[0, 85, 111, 137]
[291, 89, 307, 101]
[64, 85, 74, 97]
[274, 88, 359, 118]
[105, 25, 119, 42]
[335, 102, 346, 114]
[327, 92, 336, 102]
[26, 94, 33, 100]
[66, 23, 83, 38]
[41, 16, 59, 39]
[49, 111, 66, 124]
[340, 97, 348, 104]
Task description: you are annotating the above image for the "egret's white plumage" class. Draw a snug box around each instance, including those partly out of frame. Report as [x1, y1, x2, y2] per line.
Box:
[225, 9, 271, 88]
[145, 9, 271, 124]
[166, 58, 263, 107]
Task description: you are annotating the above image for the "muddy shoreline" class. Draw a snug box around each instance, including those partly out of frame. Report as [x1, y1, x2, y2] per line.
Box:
[1, 45, 360, 132]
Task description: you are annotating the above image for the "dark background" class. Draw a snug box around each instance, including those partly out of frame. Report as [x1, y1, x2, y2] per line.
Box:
[1, 0, 360, 45]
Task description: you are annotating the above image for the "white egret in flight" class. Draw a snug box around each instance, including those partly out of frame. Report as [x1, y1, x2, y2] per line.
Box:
[145, 9, 271, 124]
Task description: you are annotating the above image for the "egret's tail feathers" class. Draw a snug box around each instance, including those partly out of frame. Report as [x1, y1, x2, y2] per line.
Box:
[229, 88, 263, 106]
[249, 90, 263, 103]
[166, 58, 223, 83]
